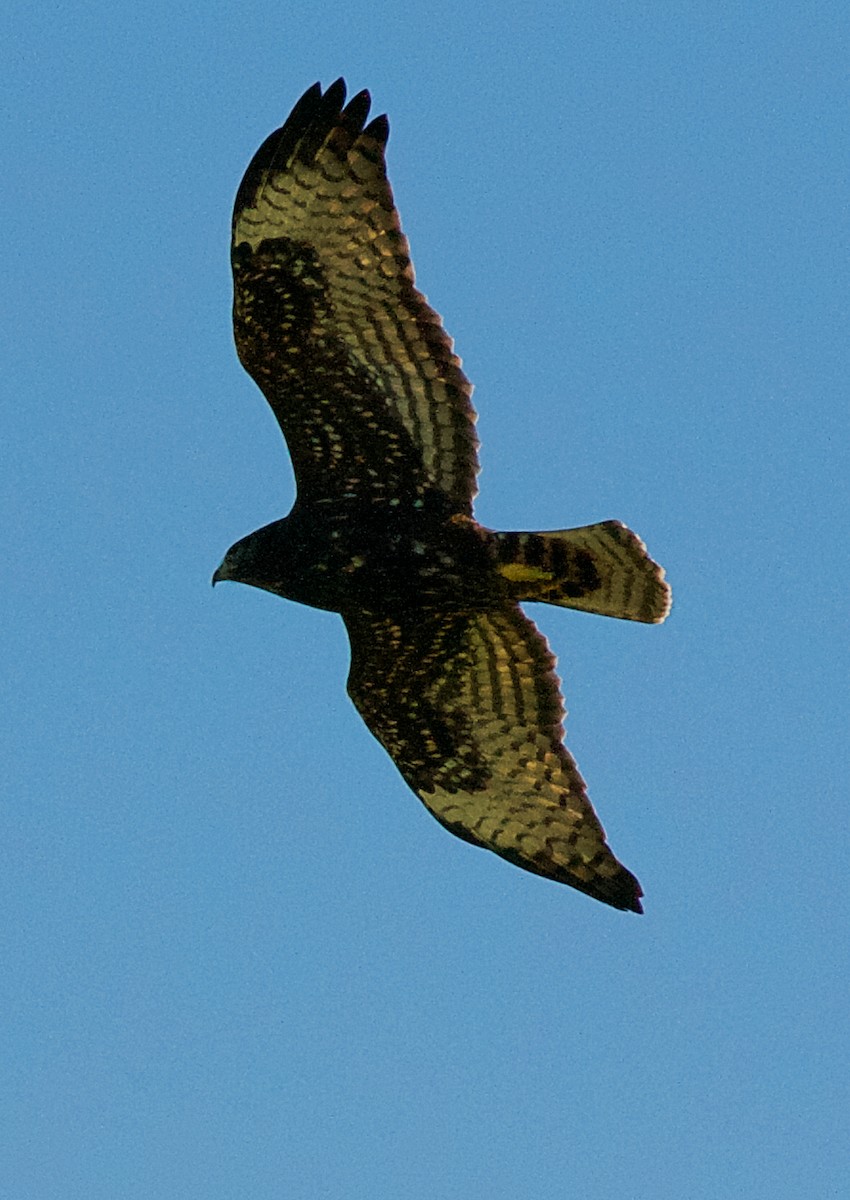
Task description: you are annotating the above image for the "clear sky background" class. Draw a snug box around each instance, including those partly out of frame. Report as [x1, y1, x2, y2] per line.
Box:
[2, 3, 848, 1197]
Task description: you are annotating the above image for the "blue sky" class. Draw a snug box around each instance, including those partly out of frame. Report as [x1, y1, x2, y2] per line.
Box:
[2, 2, 848, 1196]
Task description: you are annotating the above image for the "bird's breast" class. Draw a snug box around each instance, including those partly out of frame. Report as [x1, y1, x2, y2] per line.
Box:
[284, 507, 501, 613]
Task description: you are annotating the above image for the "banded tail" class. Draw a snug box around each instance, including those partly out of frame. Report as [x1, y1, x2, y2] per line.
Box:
[494, 521, 671, 623]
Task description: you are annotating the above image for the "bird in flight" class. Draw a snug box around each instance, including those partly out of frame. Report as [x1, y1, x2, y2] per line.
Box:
[214, 80, 670, 912]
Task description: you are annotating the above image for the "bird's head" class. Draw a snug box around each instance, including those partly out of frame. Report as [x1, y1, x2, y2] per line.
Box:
[212, 517, 308, 601]
[211, 541, 246, 587]
[212, 521, 286, 591]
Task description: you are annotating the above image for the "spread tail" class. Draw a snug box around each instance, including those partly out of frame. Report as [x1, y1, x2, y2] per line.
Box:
[494, 520, 671, 623]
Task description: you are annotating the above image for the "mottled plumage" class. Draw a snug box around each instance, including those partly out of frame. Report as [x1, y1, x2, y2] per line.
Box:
[215, 80, 670, 912]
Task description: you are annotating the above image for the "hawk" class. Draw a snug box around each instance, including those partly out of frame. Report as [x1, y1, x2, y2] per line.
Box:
[214, 80, 671, 912]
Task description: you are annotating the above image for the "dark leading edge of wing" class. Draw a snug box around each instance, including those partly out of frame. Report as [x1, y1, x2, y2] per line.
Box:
[231, 79, 480, 511]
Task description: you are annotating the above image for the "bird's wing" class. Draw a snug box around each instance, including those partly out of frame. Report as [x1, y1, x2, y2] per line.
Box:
[343, 604, 643, 912]
[231, 79, 479, 512]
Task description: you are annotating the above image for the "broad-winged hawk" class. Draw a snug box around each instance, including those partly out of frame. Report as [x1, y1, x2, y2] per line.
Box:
[214, 81, 670, 912]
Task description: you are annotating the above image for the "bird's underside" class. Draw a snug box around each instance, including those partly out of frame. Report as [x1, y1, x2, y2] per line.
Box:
[216, 79, 671, 913]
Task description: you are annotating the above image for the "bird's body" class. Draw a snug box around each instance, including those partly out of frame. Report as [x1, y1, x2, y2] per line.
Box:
[215, 80, 670, 912]
[218, 497, 494, 612]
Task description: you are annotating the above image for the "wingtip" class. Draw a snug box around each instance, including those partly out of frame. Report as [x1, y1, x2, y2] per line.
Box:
[602, 886, 643, 914]
[604, 885, 644, 914]
[344, 87, 373, 130]
[364, 112, 390, 145]
[595, 865, 644, 913]
[322, 77, 347, 110]
[301, 80, 323, 102]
